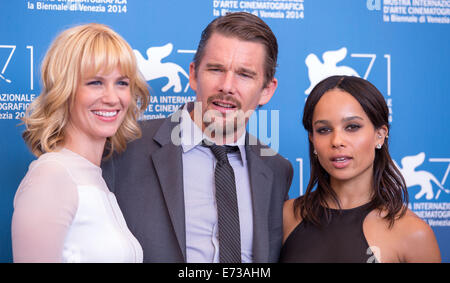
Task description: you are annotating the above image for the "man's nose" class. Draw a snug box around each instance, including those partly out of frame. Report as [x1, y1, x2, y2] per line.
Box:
[219, 71, 236, 95]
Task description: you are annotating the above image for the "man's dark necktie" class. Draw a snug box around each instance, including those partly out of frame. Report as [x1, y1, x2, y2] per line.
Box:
[205, 143, 241, 263]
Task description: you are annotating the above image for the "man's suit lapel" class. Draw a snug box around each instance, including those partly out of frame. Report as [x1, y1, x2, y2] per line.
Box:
[245, 141, 274, 263]
[148, 113, 276, 263]
[151, 115, 187, 261]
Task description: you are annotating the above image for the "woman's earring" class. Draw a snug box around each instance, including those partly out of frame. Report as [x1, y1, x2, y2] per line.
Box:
[376, 144, 382, 149]
[313, 149, 317, 155]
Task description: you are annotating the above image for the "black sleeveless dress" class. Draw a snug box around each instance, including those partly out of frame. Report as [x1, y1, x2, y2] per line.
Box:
[279, 201, 378, 263]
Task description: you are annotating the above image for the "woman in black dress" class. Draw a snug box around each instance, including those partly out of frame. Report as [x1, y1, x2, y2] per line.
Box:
[280, 76, 441, 263]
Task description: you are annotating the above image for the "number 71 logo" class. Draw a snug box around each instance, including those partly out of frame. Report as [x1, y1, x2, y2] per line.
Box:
[0, 45, 34, 90]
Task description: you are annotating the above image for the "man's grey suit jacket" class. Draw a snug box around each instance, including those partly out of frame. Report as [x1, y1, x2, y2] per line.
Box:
[101, 110, 293, 263]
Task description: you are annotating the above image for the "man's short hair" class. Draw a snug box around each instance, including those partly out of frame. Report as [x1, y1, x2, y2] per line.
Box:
[193, 12, 278, 87]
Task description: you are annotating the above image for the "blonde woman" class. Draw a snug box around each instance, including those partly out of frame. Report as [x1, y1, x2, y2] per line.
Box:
[11, 23, 149, 263]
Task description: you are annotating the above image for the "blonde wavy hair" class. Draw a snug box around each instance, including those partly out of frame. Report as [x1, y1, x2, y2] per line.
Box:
[22, 23, 149, 158]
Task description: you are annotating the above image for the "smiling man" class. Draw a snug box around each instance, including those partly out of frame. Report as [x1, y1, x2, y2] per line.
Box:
[102, 12, 293, 263]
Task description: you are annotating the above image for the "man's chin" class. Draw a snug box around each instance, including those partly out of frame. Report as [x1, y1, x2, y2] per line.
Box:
[203, 119, 245, 142]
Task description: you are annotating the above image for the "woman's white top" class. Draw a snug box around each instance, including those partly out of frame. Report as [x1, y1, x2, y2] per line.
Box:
[11, 148, 143, 263]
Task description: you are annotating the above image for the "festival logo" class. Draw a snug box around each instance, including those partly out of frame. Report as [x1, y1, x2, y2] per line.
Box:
[134, 43, 190, 93]
[0, 73, 11, 83]
[395, 152, 450, 227]
[304, 47, 360, 94]
[0, 45, 35, 121]
[0, 45, 15, 84]
[366, 0, 450, 25]
[394, 152, 450, 200]
[303, 47, 393, 122]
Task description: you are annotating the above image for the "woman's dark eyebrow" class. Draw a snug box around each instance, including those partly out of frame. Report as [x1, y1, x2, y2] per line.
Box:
[342, 116, 364, 122]
[313, 116, 363, 126]
[313, 119, 329, 126]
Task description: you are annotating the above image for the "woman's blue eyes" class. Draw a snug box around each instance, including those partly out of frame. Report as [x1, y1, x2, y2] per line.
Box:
[117, 80, 129, 86]
[86, 80, 129, 86]
[87, 80, 102, 86]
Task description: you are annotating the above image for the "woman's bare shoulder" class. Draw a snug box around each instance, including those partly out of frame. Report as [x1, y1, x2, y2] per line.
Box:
[364, 206, 441, 262]
[392, 209, 441, 262]
[282, 198, 303, 244]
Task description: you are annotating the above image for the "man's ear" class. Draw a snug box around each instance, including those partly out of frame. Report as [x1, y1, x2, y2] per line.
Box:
[189, 62, 197, 92]
[258, 78, 278, 106]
